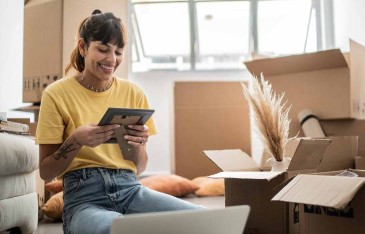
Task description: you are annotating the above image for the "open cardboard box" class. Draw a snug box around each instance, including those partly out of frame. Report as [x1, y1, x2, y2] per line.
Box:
[320, 118, 365, 158]
[272, 169, 365, 234]
[290, 136, 357, 234]
[317, 136, 358, 172]
[203, 138, 331, 234]
[245, 39, 365, 139]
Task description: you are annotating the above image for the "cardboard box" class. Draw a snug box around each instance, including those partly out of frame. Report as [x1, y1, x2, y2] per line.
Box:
[35, 169, 45, 209]
[294, 136, 357, 233]
[14, 105, 40, 122]
[320, 119, 365, 157]
[24, 0, 63, 103]
[174, 82, 250, 179]
[245, 40, 365, 138]
[23, 0, 129, 103]
[273, 169, 365, 234]
[204, 138, 331, 234]
[317, 136, 358, 172]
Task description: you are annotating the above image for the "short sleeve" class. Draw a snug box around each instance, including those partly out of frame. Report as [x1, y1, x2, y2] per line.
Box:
[35, 91, 65, 144]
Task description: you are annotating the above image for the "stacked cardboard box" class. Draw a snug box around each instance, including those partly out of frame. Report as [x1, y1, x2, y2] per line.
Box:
[203, 40, 365, 234]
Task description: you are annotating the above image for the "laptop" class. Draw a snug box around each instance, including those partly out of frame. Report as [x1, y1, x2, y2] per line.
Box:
[110, 205, 250, 234]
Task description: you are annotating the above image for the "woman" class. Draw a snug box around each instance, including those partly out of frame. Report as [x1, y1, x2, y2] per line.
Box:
[36, 10, 202, 234]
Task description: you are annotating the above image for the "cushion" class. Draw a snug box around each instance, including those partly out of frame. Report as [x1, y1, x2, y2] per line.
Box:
[0, 171, 36, 200]
[0, 192, 38, 233]
[45, 179, 63, 194]
[192, 177, 225, 197]
[0, 133, 39, 176]
[42, 191, 63, 220]
[140, 175, 199, 197]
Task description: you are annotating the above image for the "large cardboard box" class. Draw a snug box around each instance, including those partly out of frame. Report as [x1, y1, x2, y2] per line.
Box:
[273, 169, 365, 234]
[245, 40, 365, 138]
[23, 0, 129, 103]
[24, 0, 63, 103]
[174, 82, 250, 179]
[204, 138, 331, 234]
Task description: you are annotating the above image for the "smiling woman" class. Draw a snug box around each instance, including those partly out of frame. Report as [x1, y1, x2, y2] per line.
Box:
[35, 9, 203, 234]
[65, 10, 126, 91]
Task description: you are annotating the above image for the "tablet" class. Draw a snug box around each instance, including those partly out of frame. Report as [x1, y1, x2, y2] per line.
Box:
[98, 108, 154, 143]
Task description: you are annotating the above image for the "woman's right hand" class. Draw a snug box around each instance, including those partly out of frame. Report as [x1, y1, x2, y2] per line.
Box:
[72, 123, 120, 147]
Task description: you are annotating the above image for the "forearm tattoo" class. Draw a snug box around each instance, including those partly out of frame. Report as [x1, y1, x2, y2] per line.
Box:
[52, 141, 78, 160]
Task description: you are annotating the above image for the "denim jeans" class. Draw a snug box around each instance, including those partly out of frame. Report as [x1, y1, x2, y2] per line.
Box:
[62, 168, 204, 234]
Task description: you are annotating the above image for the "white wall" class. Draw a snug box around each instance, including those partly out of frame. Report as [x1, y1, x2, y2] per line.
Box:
[333, 0, 365, 50]
[0, 0, 33, 120]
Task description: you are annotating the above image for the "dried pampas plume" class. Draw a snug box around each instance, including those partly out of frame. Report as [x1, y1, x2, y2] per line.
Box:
[242, 74, 291, 162]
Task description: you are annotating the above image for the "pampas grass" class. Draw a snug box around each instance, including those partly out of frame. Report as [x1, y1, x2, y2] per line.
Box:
[242, 74, 291, 162]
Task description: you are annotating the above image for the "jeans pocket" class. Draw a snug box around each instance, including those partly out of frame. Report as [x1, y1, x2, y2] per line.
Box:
[63, 175, 83, 197]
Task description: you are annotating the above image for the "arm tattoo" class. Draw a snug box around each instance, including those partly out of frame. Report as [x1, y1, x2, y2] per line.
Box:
[52, 142, 78, 160]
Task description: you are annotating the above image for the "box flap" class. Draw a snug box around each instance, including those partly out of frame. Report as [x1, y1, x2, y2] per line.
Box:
[244, 49, 347, 76]
[209, 171, 284, 181]
[202, 149, 260, 172]
[288, 138, 331, 171]
[272, 174, 365, 209]
[317, 136, 358, 171]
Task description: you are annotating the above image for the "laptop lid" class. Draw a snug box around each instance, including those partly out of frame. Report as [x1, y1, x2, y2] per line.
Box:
[110, 205, 250, 234]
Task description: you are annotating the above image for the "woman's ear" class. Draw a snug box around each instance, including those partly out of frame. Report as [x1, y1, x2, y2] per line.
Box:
[78, 38, 86, 57]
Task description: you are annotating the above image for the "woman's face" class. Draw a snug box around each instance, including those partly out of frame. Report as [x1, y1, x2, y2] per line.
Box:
[81, 40, 123, 81]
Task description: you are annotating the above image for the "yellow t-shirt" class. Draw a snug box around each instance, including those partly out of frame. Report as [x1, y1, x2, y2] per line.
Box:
[35, 76, 157, 177]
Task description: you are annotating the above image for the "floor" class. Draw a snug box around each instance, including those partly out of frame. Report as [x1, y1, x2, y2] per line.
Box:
[34, 195, 225, 234]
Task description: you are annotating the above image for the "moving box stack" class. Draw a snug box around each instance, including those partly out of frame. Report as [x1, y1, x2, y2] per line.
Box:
[204, 40, 365, 234]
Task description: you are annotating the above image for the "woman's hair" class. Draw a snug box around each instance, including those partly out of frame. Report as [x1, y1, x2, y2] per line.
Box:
[65, 10, 127, 74]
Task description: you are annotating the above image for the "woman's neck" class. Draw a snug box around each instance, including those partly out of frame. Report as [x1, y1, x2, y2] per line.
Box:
[79, 73, 114, 92]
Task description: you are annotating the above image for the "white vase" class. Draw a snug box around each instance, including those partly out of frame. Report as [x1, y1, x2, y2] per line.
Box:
[267, 157, 291, 172]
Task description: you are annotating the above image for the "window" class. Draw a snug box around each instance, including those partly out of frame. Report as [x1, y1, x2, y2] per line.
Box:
[132, 2, 191, 71]
[257, 0, 317, 55]
[131, 0, 333, 72]
[195, 1, 250, 69]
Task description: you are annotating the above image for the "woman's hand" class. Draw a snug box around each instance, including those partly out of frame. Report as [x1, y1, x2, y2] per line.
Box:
[124, 125, 150, 147]
[72, 123, 120, 147]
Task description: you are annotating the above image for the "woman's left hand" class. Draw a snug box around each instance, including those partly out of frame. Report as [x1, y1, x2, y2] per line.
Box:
[124, 125, 149, 147]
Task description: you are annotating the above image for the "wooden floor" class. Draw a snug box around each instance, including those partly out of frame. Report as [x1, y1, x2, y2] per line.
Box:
[34, 195, 225, 234]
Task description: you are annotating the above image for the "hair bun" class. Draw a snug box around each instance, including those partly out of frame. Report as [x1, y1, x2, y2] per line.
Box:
[92, 9, 102, 15]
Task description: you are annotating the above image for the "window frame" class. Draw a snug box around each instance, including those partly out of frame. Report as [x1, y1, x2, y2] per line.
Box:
[130, 0, 335, 72]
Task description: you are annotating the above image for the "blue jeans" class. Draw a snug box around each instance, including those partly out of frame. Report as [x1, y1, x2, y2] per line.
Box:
[62, 168, 204, 234]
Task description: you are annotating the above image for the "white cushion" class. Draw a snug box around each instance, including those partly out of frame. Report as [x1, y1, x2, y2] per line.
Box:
[0, 193, 38, 233]
[0, 133, 38, 175]
[0, 171, 36, 200]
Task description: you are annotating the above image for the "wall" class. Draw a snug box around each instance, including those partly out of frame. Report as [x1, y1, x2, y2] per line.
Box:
[0, 0, 32, 120]
[333, 0, 365, 50]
